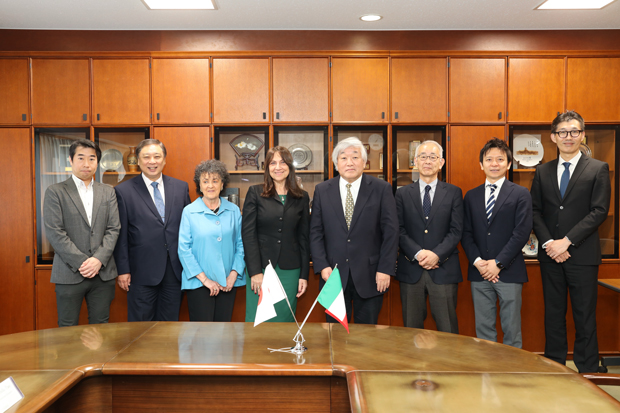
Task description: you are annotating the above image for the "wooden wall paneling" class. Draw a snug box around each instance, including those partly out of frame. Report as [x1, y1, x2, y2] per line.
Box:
[272, 57, 329, 123]
[92, 59, 151, 124]
[44, 377, 112, 413]
[0, 58, 29, 124]
[567, 57, 620, 122]
[332, 57, 389, 123]
[508, 57, 565, 122]
[449, 58, 506, 123]
[152, 58, 210, 124]
[212, 58, 270, 123]
[0, 128, 34, 334]
[32, 59, 90, 125]
[391, 58, 448, 123]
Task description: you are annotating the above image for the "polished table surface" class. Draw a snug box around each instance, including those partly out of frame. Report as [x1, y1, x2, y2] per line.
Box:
[0, 322, 618, 412]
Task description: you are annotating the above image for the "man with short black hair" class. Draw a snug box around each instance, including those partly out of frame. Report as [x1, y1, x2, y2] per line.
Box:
[44, 139, 120, 326]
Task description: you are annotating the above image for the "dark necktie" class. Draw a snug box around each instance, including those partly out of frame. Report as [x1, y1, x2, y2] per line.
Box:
[486, 184, 497, 223]
[423, 185, 432, 219]
[560, 162, 571, 198]
[151, 181, 165, 222]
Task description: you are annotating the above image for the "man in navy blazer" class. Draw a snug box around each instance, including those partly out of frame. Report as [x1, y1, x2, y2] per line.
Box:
[395, 140, 463, 333]
[462, 138, 532, 348]
[310, 137, 398, 324]
[114, 139, 191, 322]
[531, 111, 610, 373]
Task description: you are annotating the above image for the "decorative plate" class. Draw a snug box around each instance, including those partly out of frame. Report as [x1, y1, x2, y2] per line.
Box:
[100, 149, 123, 171]
[229, 134, 264, 157]
[513, 134, 544, 167]
[580, 142, 593, 157]
[368, 134, 384, 151]
[288, 143, 313, 169]
[522, 233, 539, 257]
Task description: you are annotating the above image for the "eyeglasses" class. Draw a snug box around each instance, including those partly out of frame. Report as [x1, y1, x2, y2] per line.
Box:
[553, 130, 583, 139]
[417, 154, 440, 162]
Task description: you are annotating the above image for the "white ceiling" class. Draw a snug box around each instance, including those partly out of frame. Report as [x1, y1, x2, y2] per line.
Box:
[0, 0, 619, 31]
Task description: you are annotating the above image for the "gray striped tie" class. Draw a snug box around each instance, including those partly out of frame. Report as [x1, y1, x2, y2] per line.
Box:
[486, 184, 497, 223]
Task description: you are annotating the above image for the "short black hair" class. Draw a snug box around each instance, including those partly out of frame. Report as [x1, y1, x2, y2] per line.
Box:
[479, 138, 512, 165]
[551, 110, 585, 133]
[69, 139, 101, 163]
[136, 139, 167, 158]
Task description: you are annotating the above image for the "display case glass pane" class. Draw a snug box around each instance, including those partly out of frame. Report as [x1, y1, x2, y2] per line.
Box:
[214, 127, 270, 209]
[333, 126, 388, 182]
[509, 125, 618, 259]
[95, 128, 149, 188]
[392, 126, 446, 193]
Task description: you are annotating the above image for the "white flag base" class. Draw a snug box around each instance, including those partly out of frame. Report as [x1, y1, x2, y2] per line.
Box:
[268, 330, 308, 355]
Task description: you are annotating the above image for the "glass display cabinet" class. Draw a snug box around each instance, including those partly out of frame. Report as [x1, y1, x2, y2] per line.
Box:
[333, 126, 388, 182]
[392, 125, 446, 193]
[214, 126, 270, 209]
[94, 127, 150, 187]
[509, 125, 618, 259]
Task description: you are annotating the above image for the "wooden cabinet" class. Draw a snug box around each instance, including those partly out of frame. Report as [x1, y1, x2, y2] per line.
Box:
[212, 58, 269, 123]
[567, 57, 620, 122]
[32, 59, 90, 125]
[0, 58, 29, 125]
[0, 128, 34, 334]
[508, 58, 565, 122]
[391, 58, 448, 123]
[152, 58, 210, 124]
[272, 58, 329, 123]
[332, 58, 389, 123]
[449, 58, 506, 123]
[154, 126, 211, 201]
[93, 59, 150, 124]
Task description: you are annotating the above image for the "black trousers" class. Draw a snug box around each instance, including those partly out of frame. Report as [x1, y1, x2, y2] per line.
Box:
[55, 275, 116, 327]
[323, 271, 384, 325]
[186, 286, 237, 322]
[540, 261, 599, 373]
[127, 256, 182, 322]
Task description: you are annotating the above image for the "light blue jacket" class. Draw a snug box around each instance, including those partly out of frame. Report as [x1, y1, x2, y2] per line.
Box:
[178, 197, 246, 290]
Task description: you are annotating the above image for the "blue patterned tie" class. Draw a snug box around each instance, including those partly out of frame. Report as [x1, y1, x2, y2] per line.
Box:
[560, 162, 571, 198]
[486, 184, 497, 223]
[423, 185, 432, 219]
[151, 182, 165, 222]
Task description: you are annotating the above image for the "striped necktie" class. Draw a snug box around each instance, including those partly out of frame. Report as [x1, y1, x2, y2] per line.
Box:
[151, 181, 165, 222]
[486, 184, 497, 223]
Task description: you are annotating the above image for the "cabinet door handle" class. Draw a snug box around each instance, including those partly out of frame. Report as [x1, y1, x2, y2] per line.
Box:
[97, 114, 100, 121]
[395, 112, 399, 119]
[82, 114, 87, 121]
[498, 112, 502, 120]
[381, 112, 385, 119]
[157, 113, 160, 121]
[557, 111, 561, 116]
[22, 114, 27, 121]
[276, 112, 280, 120]
[263, 112, 266, 120]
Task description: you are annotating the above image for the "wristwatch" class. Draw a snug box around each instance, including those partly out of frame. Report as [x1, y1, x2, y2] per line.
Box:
[495, 259, 504, 270]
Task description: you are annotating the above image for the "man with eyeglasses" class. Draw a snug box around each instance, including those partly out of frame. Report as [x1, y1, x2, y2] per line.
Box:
[531, 111, 611, 373]
[395, 140, 463, 333]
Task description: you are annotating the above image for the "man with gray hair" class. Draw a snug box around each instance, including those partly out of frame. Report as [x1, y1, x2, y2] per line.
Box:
[395, 140, 463, 333]
[310, 137, 398, 324]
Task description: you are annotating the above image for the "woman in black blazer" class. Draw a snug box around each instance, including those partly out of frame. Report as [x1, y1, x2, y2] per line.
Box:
[242, 146, 310, 322]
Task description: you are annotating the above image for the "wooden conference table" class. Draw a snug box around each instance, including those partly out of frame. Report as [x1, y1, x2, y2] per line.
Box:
[0, 322, 618, 412]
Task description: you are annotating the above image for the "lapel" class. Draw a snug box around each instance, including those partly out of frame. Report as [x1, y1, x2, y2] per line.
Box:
[427, 181, 447, 226]
[282, 192, 293, 213]
[545, 159, 563, 201]
[327, 178, 348, 233]
[563, 155, 589, 200]
[472, 184, 488, 224]
[349, 174, 370, 232]
[91, 182, 103, 227]
[488, 180, 514, 226]
[133, 176, 164, 225]
[408, 181, 425, 222]
[162, 175, 173, 228]
[63, 177, 90, 227]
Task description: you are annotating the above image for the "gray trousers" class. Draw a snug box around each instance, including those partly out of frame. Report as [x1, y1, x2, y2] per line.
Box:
[471, 280, 523, 348]
[55, 275, 116, 327]
[400, 270, 459, 334]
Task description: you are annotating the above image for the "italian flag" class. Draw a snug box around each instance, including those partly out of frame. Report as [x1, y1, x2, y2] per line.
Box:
[318, 267, 349, 333]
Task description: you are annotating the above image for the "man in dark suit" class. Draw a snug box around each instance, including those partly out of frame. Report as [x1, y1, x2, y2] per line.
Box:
[44, 139, 120, 326]
[462, 138, 532, 347]
[531, 111, 611, 373]
[395, 140, 463, 333]
[310, 137, 398, 324]
[114, 139, 191, 322]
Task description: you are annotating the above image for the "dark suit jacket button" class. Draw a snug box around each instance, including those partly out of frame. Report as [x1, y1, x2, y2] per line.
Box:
[556, 224, 559, 227]
[277, 240, 281, 244]
[88, 250, 91, 253]
[347, 239, 351, 242]
[346, 258, 349, 262]
[278, 229, 282, 233]
[279, 217, 283, 221]
[488, 233, 491, 235]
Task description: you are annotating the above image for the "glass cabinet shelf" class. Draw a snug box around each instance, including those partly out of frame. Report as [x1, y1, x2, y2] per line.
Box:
[95, 127, 150, 187]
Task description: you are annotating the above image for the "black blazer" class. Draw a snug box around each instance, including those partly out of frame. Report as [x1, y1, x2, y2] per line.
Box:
[241, 184, 310, 279]
[462, 180, 532, 283]
[113, 175, 191, 286]
[531, 155, 611, 265]
[310, 174, 399, 299]
[395, 180, 463, 285]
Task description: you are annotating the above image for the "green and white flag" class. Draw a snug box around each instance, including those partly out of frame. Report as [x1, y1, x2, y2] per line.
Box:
[318, 267, 349, 333]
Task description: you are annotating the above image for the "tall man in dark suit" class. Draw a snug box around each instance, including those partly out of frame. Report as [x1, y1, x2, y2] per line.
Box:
[395, 140, 463, 333]
[44, 139, 120, 326]
[114, 139, 191, 322]
[462, 138, 532, 347]
[310, 137, 398, 324]
[531, 111, 610, 373]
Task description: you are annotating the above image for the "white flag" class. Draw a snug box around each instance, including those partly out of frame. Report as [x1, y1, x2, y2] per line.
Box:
[253, 263, 287, 326]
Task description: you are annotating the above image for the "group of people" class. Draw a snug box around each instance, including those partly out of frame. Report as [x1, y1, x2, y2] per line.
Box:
[44, 110, 610, 373]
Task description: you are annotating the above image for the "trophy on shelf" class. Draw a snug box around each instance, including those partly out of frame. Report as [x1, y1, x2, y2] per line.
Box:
[229, 134, 264, 171]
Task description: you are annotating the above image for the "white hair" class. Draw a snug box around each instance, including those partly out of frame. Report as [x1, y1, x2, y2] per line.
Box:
[332, 137, 368, 171]
[415, 140, 444, 159]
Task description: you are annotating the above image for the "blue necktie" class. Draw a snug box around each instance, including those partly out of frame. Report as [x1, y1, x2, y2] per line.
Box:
[560, 162, 571, 198]
[486, 184, 497, 223]
[151, 182, 165, 222]
[423, 185, 432, 219]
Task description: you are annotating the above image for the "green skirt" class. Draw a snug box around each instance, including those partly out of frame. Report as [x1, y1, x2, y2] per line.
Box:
[245, 264, 299, 323]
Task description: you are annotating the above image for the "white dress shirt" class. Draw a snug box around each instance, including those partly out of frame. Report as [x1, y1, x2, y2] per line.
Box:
[339, 174, 362, 212]
[418, 178, 438, 206]
[556, 151, 582, 188]
[71, 174, 94, 226]
[142, 173, 165, 206]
